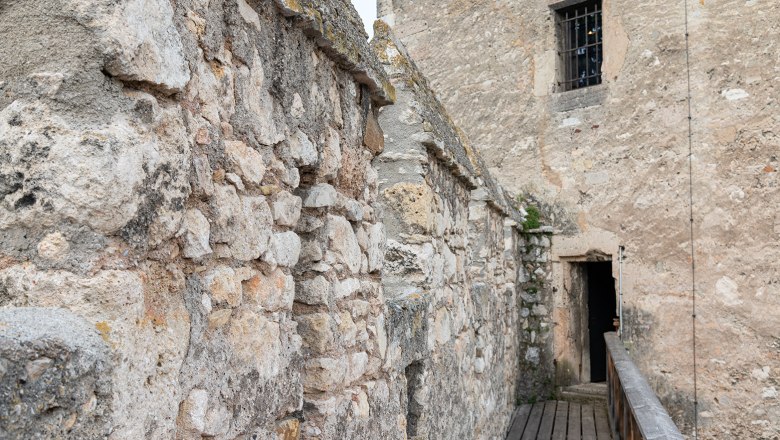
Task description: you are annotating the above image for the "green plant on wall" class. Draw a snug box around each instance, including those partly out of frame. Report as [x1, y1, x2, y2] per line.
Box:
[522, 204, 541, 231]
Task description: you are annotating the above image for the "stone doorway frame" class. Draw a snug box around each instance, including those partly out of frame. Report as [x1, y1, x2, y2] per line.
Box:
[554, 251, 613, 385]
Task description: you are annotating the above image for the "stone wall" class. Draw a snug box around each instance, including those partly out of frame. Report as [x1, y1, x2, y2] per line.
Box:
[382, 0, 780, 438]
[0, 1, 532, 439]
[372, 25, 528, 438]
[516, 230, 554, 403]
[0, 0, 392, 437]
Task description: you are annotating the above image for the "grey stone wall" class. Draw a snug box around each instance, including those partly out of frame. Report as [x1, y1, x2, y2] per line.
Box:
[516, 231, 554, 403]
[0, 0, 392, 437]
[373, 25, 527, 439]
[0, 1, 533, 439]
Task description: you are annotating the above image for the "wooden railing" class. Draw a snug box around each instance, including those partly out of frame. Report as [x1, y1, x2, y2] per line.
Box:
[604, 332, 684, 440]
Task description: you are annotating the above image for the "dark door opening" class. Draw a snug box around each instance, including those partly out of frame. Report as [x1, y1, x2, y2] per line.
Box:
[586, 261, 617, 382]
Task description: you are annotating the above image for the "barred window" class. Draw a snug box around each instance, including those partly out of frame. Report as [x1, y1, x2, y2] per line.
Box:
[555, 0, 603, 92]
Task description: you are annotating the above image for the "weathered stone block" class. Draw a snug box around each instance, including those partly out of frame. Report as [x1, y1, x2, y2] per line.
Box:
[271, 231, 302, 268]
[203, 266, 242, 307]
[181, 208, 212, 259]
[319, 127, 342, 180]
[297, 313, 335, 353]
[363, 112, 385, 154]
[99, 0, 191, 92]
[0, 308, 112, 439]
[297, 276, 332, 306]
[326, 215, 362, 274]
[273, 191, 303, 227]
[301, 184, 338, 208]
[304, 356, 348, 392]
[177, 388, 208, 436]
[227, 309, 281, 379]
[225, 140, 266, 186]
[289, 130, 319, 167]
[242, 269, 295, 312]
[211, 185, 272, 261]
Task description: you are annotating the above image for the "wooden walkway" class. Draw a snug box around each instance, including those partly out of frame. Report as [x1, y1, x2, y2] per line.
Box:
[506, 401, 612, 440]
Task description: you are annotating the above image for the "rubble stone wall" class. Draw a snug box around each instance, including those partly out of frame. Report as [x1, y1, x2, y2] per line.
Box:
[0, 2, 531, 439]
[373, 25, 533, 439]
[515, 231, 554, 403]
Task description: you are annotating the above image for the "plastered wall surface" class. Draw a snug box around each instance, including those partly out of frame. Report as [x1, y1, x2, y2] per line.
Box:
[383, 0, 780, 437]
[0, 1, 534, 439]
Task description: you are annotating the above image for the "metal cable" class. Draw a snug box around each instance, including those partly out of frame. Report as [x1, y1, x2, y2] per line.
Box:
[683, 0, 699, 438]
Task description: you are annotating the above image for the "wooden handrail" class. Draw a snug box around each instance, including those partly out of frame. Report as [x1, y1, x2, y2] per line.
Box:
[604, 332, 684, 440]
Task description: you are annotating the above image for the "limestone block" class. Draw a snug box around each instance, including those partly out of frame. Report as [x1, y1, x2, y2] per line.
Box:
[375, 313, 388, 359]
[227, 309, 282, 379]
[382, 182, 435, 232]
[203, 266, 242, 307]
[0, 308, 112, 439]
[297, 276, 332, 306]
[235, 53, 285, 146]
[243, 269, 295, 312]
[336, 193, 364, 221]
[305, 357, 348, 392]
[302, 184, 338, 208]
[271, 231, 302, 268]
[338, 312, 358, 347]
[367, 223, 385, 273]
[297, 313, 335, 353]
[348, 300, 372, 319]
[225, 172, 245, 192]
[299, 239, 324, 263]
[192, 155, 215, 198]
[434, 308, 452, 345]
[297, 214, 326, 233]
[319, 127, 342, 180]
[181, 208, 212, 259]
[289, 130, 319, 167]
[225, 140, 266, 186]
[326, 215, 361, 274]
[78, 0, 191, 92]
[211, 185, 272, 261]
[347, 352, 369, 383]
[273, 191, 303, 227]
[350, 390, 371, 419]
[356, 225, 369, 250]
[363, 112, 384, 154]
[441, 244, 456, 281]
[0, 101, 189, 235]
[334, 278, 361, 299]
[474, 357, 486, 374]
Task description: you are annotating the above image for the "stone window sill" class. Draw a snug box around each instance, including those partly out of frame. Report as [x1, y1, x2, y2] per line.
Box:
[550, 83, 608, 112]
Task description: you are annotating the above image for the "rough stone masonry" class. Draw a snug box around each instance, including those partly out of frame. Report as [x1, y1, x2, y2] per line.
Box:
[0, 1, 548, 439]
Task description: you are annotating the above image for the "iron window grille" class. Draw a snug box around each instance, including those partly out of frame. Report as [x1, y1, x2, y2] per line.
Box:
[555, 0, 603, 92]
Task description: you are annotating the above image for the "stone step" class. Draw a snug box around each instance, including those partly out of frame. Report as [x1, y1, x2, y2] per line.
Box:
[558, 382, 608, 405]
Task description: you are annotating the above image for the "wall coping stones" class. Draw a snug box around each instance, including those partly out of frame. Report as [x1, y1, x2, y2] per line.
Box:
[371, 21, 524, 226]
[273, 0, 395, 106]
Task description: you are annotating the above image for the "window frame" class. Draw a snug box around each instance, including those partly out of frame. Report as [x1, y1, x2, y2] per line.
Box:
[553, 0, 604, 93]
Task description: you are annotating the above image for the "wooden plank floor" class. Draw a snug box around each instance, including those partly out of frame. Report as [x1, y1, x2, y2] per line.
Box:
[507, 401, 612, 440]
